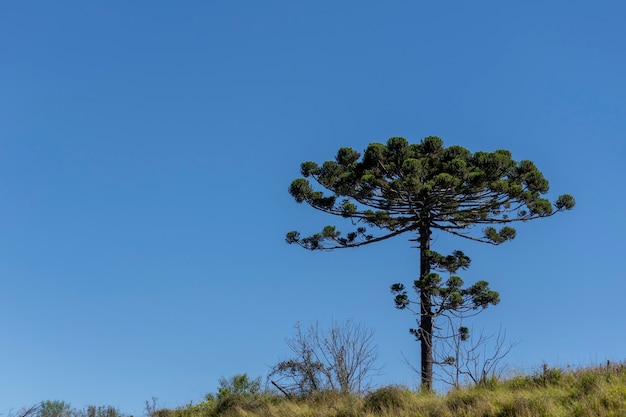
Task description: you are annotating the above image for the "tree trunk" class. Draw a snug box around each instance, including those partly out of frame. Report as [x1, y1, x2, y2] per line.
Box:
[419, 224, 433, 391]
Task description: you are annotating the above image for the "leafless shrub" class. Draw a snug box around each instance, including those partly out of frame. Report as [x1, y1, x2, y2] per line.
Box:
[434, 319, 518, 388]
[269, 319, 381, 396]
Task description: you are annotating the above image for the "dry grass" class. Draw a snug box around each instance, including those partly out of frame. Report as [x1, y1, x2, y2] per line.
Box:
[158, 362, 626, 417]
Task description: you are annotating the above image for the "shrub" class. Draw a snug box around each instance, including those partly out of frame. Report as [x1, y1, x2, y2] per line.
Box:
[575, 372, 599, 396]
[507, 374, 534, 391]
[150, 410, 173, 417]
[205, 373, 267, 415]
[38, 401, 72, 417]
[74, 405, 126, 417]
[445, 388, 481, 411]
[269, 320, 380, 396]
[530, 364, 562, 387]
[364, 385, 411, 413]
[216, 374, 261, 401]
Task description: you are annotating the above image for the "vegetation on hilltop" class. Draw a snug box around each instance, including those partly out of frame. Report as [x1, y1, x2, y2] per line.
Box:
[150, 362, 626, 417]
[14, 362, 626, 417]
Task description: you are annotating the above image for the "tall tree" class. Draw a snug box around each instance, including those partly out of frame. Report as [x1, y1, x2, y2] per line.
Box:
[286, 136, 574, 390]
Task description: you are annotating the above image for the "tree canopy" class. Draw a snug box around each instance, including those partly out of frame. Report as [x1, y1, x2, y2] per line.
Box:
[287, 136, 575, 389]
[288, 136, 574, 249]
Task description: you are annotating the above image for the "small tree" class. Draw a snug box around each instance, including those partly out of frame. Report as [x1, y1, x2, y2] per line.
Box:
[287, 136, 574, 390]
[199, 374, 263, 414]
[269, 319, 380, 396]
[215, 374, 262, 400]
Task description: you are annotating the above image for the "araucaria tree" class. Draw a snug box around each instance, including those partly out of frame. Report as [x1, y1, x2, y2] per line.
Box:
[286, 136, 575, 390]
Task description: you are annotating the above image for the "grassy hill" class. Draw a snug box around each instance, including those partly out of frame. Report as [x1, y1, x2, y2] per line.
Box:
[152, 362, 626, 417]
[14, 362, 626, 417]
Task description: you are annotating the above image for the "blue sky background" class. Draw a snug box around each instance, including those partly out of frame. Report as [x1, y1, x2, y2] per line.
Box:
[1, 1, 625, 415]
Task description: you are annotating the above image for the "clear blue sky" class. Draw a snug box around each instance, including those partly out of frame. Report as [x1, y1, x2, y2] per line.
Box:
[1, 1, 625, 415]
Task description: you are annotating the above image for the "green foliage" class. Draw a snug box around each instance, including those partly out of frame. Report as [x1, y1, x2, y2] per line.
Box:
[150, 410, 173, 417]
[74, 405, 125, 417]
[445, 388, 481, 410]
[532, 365, 563, 387]
[39, 401, 72, 417]
[216, 374, 262, 401]
[17, 402, 127, 417]
[200, 373, 264, 416]
[391, 250, 500, 346]
[363, 386, 412, 413]
[287, 136, 575, 250]
[574, 371, 600, 396]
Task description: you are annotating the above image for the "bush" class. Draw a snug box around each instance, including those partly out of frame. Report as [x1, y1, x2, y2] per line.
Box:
[216, 374, 261, 401]
[532, 365, 562, 387]
[507, 374, 535, 390]
[150, 410, 173, 417]
[39, 401, 72, 417]
[74, 405, 126, 417]
[575, 372, 599, 396]
[364, 386, 411, 413]
[205, 373, 266, 414]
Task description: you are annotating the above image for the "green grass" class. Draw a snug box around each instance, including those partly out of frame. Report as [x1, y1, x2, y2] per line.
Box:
[154, 362, 626, 417]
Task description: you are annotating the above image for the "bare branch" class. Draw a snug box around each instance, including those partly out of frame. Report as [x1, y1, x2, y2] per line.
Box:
[268, 319, 382, 396]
